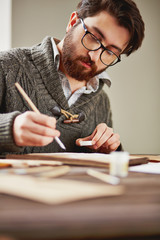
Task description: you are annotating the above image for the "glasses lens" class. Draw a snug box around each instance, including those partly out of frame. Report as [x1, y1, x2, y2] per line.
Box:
[101, 50, 119, 66]
[81, 31, 120, 66]
[82, 33, 101, 51]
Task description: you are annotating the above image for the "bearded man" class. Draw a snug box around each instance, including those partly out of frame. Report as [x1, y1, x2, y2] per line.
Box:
[0, 0, 144, 155]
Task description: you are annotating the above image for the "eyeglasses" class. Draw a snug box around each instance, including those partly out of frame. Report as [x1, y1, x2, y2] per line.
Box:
[80, 18, 121, 67]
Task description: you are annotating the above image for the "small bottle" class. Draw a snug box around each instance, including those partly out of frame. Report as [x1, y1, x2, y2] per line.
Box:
[110, 152, 129, 177]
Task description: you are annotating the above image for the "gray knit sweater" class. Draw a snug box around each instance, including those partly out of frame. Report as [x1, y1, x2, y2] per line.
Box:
[0, 36, 113, 155]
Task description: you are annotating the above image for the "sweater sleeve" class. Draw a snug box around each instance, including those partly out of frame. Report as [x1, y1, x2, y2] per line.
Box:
[0, 111, 24, 153]
[0, 58, 23, 153]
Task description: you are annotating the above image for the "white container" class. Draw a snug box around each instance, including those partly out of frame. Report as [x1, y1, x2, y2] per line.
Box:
[110, 152, 129, 177]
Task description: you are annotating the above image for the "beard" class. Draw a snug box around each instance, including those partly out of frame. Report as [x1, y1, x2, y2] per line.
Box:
[61, 27, 106, 82]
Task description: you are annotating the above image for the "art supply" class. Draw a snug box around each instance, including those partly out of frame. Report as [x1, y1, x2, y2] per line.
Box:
[15, 82, 66, 150]
[37, 166, 70, 178]
[0, 163, 11, 169]
[110, 151, 129, 177]
[79, 141, 93, 146]
[0, 166, 56, 175]
[87, 169, 120, 185]
[0, 159, 62, 168]
[0, 165, 70, 179]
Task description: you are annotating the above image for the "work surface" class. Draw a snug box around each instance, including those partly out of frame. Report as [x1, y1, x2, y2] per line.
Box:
[0, 163, 160, 240]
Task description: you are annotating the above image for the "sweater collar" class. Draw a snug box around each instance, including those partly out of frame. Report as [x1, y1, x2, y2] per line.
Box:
[31, 36, 69, 109]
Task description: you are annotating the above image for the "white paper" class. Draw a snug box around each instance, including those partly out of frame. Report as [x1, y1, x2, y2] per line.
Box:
[38, 152, 110, 161]
[129, 162, 160, 174]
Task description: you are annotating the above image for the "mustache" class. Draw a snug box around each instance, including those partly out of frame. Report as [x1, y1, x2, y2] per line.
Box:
[76, 56, 95, 67]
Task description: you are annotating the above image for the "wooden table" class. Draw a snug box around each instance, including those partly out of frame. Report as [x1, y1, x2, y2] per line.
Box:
[0, 166, 160, 240]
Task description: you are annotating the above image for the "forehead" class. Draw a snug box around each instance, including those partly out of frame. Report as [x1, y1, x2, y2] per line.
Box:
[83, 11, 130, 51]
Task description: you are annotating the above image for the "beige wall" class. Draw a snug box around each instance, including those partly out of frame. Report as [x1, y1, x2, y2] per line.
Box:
[11, 0, 160, 154]
[11, 0, 80, 47]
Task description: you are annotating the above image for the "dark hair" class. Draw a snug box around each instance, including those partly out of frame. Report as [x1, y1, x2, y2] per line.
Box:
[77, 0, 145, 56]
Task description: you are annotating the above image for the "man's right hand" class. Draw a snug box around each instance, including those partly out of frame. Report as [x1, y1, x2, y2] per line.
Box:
[13, 111, 60, 147]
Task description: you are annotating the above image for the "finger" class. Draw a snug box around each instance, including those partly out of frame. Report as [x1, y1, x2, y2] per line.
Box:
[18, 111, 60, 137]
[92, 126, 113, 149]
[107, 141, 121, 152]
[27, 121, 60, 137]
[106, 133, 120, 147]
[26, 112, 57, 128]
[102, 133, 120, 152]
[17, 130, 55, 146]
[13, 112, 60, 146]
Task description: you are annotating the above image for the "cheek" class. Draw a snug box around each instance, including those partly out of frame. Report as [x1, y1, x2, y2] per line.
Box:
[96, 64, 108, 75]
[77, 44, 86, 55]
[71, 28, 88, 54]
[74, 37, 87, 55]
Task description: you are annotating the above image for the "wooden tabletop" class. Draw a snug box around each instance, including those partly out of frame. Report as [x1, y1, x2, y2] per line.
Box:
[0, 166, 160, 240]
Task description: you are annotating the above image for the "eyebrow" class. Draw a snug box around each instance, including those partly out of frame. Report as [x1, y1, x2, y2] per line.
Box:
[92, 26, 122, 53]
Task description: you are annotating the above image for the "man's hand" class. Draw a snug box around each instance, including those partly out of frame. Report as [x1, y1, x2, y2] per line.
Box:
[76, 123, 120, 154]
[13, 111, 60, 147]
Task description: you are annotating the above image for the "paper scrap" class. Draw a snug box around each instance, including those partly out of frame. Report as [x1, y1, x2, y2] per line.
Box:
[0, 174, 124, 204]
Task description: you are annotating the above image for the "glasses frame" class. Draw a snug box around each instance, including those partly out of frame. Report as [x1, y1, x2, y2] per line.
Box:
[80, 18, 121, 67]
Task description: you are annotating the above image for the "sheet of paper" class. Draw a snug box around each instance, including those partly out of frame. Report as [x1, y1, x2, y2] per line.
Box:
[31, 152, 110, 161]
[0, 175, 124, 204]
[129, 162, 160, 174]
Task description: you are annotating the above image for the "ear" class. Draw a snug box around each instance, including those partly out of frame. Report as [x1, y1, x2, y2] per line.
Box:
[66, 11, 79, 32]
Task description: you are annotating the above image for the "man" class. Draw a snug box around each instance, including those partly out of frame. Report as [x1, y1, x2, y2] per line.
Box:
[0, 0, 144, 155]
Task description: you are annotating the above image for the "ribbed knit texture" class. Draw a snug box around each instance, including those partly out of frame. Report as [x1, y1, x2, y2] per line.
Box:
[0, 36, 112, 154]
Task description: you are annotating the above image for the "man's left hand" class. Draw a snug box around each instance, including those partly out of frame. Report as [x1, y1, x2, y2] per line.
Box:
[76, 123, 120, 154]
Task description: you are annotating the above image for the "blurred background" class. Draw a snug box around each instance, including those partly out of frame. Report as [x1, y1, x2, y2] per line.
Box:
[0, 0, 159, 154]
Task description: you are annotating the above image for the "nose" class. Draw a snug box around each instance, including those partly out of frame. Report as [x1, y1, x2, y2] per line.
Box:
[88, 49, 101, 63]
